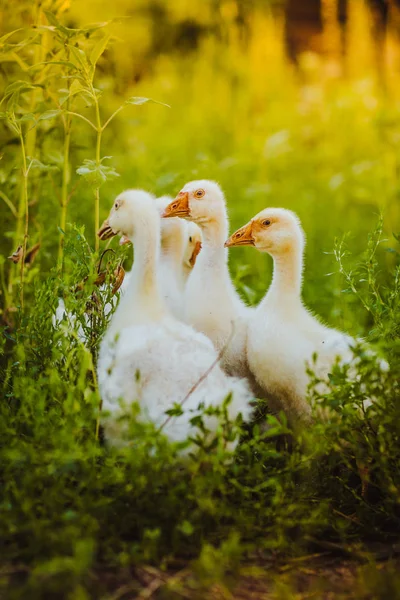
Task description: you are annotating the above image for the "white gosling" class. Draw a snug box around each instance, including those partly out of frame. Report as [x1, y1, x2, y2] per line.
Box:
[97, 189, 253, 447]
[53, 196, 201, 337]
[226, 208, 383, 423]
[162, 180, 253, 381]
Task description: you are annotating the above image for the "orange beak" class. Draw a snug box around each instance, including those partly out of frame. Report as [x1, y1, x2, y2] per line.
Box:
[162, 192, 190, 218]
[224, 221, 255, 248]
[189, 240, 202, 267]
[97, 219, 116, 241]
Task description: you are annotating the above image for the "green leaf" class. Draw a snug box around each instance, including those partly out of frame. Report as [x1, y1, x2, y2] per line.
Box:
[70, 79, 89, 97]
[59, 79, 92, 106]
[0, 28, 24, 46]
[31, 60, 79, 71]
[69, 45, 89, 74]
[125, 96, 170, 108]
[165, 403, 184, 417]
[28, 157, 59, 172]
[17, 113, 36, 123]
[44, 151, 64, 167]
[178, 520, 194, 536]
[43, 11, 70, 36]
[37, 109, 62, 121]
[76, 158, 119, 188]
[3, 80, 38, 99]
[90, 34, 111, 67]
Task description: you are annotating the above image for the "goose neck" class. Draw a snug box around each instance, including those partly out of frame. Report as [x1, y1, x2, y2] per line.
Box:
[161, 228, 185, 268]
[198, 214, 229, 266]
[263, 245, 304, 310]
[116, 216, 165, 326]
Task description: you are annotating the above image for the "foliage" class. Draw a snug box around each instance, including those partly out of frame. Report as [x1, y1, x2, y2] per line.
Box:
[0, 2, 400, 598]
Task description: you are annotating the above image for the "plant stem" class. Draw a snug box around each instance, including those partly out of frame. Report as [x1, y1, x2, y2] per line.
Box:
[94, 99, 102, 252]
[101, 105, 124, 131]
[66, 111, 97, 130]
[7, 2, 44, 304]
[58, 118, 71, 266]
[58, 47, 72, 268]
[19, 133, 29, 310]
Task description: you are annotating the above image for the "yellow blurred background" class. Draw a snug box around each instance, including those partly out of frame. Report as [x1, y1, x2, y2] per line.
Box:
[2, 0, 400, 326]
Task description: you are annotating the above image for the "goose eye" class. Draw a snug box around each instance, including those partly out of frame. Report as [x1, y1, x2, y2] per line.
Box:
[189, 236, 193, 243]
[114, 202, 119, 210]
[262, 219, 271, 227]
[194, 189, 205, 198]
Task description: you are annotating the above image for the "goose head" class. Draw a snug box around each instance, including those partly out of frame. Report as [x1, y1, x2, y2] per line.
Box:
[162, 180, 226, 226]
[155, 195, 186, 253]
[225, 208, 305, 257]
[98, 189, 156, 243]
[184, 222, 202, 268]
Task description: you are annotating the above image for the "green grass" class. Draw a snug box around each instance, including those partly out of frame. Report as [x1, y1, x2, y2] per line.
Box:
[1, 3, 400, 598]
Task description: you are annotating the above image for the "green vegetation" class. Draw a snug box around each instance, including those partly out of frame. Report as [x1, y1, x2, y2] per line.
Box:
[1, 3, 400, 598]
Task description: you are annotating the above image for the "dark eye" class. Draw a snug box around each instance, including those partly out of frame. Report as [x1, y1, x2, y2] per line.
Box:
[189, 236, 192, 243]
[195, 189, 205, 198]
[114, 202, 119, 209]
[262, 219, 271, 227]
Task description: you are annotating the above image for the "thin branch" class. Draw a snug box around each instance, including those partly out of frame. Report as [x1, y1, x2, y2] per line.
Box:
[67, 179, 81, 203]
[66, 111, 97, 131]
[97, 248, 116, 274]
[0, 191, 18, 218]
[101, 105, 124, 131]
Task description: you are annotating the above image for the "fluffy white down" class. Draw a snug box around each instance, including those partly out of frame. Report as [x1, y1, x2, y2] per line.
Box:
[184, 257, 251, 378]
[97, 189, 253, 447]
[247, 305, 356, 421]
[98, 318, 252, 445]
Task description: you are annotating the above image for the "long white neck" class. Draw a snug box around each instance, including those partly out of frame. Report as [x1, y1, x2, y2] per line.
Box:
[159, 226, 185, 292]
[196, 210, 229, 272]
[261, 241, 304, 312]
[108, 214, 166, 336]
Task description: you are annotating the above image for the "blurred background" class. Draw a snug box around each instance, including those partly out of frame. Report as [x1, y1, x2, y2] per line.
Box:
[1, 0, 400, 328]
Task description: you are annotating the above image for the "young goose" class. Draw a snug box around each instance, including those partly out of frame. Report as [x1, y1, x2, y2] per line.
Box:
[226, 208, 376, 423]
[162, 180, 253, 381]
[111, 197, 201, 319]
[97, 190, 253, 447]
[53, 197, 201, 337]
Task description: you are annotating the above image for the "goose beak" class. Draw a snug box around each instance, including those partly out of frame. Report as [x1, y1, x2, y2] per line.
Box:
[162, 192, 190, 218]
[224, 221, 255, 247]
[189, 240, 202, 267]
[97, 219, 116, 241]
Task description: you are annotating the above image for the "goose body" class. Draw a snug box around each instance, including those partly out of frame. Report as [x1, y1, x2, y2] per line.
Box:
[226, 208, 382, 423]
[163, 180, 253, 382]
[97, 190, 252, 447]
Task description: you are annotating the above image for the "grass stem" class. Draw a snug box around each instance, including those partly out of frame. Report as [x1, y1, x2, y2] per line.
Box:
[94, 99, 102, 252]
